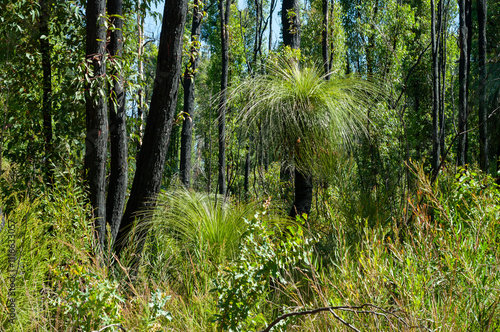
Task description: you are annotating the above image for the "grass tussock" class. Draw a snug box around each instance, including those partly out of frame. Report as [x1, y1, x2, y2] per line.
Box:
[1, 163, 499, 331]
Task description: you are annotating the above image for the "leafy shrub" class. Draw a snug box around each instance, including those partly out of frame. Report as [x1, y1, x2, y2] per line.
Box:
[50, 263, 124, 331]
[212, 210, 316, 331]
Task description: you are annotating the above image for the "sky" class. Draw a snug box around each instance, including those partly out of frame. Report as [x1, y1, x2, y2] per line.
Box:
[144, 0, 282, 50]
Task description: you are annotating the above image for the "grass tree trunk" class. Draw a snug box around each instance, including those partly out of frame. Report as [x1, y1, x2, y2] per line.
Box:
[106, 0, 128, 242]
[458, 0, 471, 167]
[180, 0, 203, 188]
[218, 0, 230, 197]
[39, 0, 53, 186]
[282, 0, 309, 218]
[114, 0, 188, 268]
[478, 0, 489, 172]
[85, 0, 108, 252]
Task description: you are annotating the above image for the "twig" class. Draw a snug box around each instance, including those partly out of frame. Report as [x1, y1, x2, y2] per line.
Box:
[258, 304, 430, 332]
[92, 323, 127, 332]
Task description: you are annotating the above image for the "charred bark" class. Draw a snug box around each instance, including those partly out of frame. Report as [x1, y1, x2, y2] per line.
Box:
[85, 0, 108, 251]
[180, 0, 203, 188]
[106, 0, 128, 242]
[114, 0, 188, 268]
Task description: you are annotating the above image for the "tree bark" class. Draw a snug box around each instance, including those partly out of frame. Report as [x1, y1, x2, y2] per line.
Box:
[39, 0, 53, 185]
[322, 0, 330, 79]
[137, 0, 145, 150]
[478, 0, 488, 172]
[180, 0, 203, 188]
[457, 0, 471, 167]
[114, 0, 188, 267]
[282, 0, 300, 50]
[218, 0, 230, 196]
[269, 0, 276, 50]
[106, 0, 128, 242]
[431, 0, 440, 172]
[85, 0, 108, 252]
[289, 169, 313, 219]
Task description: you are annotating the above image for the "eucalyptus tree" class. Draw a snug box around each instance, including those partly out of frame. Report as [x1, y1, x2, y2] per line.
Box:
[458, 0, 471, 167]
[478, 0, 488, 172]
[85, 0, 108, 251]
[180, 0, 204, 188]
[233, 57, 380, 218]
[114, 0, 188, 268]
[218, 0, 231, 196]
[106, 0, 128, 241]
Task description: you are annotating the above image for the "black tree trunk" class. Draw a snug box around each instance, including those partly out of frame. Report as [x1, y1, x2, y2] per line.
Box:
[218, 0, 230, 196]
[106, 0, 128, 242]
[431, 0, 440, 172]
[114, 0, 188, 267]
[39, 0, 53, 185]
[289, 169, 313, 219]
[85, 0, 108, 251]
[457, 0, 471, 167]
[478, 0, 488, 172]
[180, 0, 203, 188]
[281, 0, 301, 50]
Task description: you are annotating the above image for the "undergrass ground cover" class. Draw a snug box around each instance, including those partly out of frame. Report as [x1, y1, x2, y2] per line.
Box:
[0, 163, 499, 331]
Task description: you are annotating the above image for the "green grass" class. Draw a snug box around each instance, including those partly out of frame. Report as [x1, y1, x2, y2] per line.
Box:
[1, 163, 499, 331]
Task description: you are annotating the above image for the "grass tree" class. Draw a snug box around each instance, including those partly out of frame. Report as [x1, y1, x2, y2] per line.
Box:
[234, 56, 381, 218]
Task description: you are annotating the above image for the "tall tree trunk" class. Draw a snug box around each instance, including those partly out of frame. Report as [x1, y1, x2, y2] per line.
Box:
[39, 0, 53, 185]
[114, 0, 188, 268]
[457, 0, 471, 167]
[282, 0, 301, 50]
[431, 0, 440, 172]
[180, 0, 203, 188]
[269, 0, 276, 50]
[106, 0, 128, 242]
[322, 0, 330, 79]
[439, 0, 447, 162]
[478, 0, 488, 172]
[85, 0, 108, 252]
[137, 1, 145, 150]
[218, 0, 230, 196]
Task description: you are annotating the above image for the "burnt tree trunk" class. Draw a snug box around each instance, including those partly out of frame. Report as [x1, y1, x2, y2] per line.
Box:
[478, 0, 488, 172]
[431, 0, 440, 172]
[85, 0, 108, 251]
[106, 0, 128, 241]
[180, 0, 203, 188]
[114, 0, 188, 268]
[457, 0, 471, 167]
[218, 0, 230, 196]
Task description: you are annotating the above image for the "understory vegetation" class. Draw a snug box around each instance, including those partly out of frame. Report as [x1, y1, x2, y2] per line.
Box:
[1, 160, 499, 331]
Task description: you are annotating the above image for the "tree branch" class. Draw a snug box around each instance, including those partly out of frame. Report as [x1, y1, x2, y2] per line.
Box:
[258, 304, 430, 332]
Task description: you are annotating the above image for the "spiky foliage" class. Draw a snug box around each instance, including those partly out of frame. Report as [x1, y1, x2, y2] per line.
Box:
[151, 190, 256, 266]
[233, 56, 382, 178]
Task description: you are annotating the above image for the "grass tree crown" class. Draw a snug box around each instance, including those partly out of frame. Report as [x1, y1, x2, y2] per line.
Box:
[232, 55, 384, 179]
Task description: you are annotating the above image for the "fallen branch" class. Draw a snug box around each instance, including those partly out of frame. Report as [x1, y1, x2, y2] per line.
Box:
[92, 324, 127, 332]
[258, 303, 430, 332]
